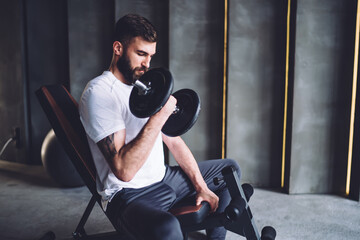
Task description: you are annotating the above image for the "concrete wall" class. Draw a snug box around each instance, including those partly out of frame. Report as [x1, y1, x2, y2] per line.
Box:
[226, 0, 357, 193]
[0, 1, 27, 163]
[0, 0, 70, 164]
[68, 0, 114, 102]
[25, 0, 70, 164]
[288, 0, 355, 194]
[227, 0, 285, 187]
[169, 0, 224, 163]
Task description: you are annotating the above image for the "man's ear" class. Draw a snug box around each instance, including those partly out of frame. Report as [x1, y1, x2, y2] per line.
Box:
[113, 41, 123, 56]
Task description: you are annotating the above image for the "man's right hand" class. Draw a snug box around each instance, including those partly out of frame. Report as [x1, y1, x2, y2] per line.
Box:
[152, 95, 177, 125]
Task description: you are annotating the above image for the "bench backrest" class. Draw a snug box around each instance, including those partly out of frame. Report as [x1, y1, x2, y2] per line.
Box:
[36, 85, 100, 202]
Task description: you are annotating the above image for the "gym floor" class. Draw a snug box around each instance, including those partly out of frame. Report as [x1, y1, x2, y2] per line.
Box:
[0, 159, 359, 240]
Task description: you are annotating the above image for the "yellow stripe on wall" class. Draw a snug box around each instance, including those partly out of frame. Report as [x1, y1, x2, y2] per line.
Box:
[281, 0, 291, 188]
[346, 0, 360, 195]
[222, 0, 229, 159]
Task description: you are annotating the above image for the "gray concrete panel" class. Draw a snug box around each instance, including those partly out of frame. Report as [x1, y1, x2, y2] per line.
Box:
[227, 0, 285, 187]
[25, 0, 70, 164]
[0, 1, 27, 163]
[68, 0, 114, 102]
[169, 0, 224, 164]
[290, 0, 353, 193]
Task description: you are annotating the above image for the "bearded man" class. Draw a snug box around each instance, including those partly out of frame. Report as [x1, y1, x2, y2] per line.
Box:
[79, 13, 241, 240]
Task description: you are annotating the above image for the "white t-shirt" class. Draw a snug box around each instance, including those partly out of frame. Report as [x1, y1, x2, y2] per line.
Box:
[79, 71, 166, 210]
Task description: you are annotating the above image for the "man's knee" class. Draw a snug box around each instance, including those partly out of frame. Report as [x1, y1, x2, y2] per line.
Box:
[223, 158, 241, 178]
[152, 213, 183, 240]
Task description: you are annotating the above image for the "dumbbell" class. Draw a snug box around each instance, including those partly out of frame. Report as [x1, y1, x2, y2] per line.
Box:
[129, 67, 201, 137]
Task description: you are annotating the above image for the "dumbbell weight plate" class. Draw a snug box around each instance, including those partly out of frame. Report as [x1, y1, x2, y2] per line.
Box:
[162, 89, 201, 137]
[129, 68, 174, 118]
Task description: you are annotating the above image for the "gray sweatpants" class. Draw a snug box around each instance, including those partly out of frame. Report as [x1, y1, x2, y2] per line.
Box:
[106, 158, 241, 240]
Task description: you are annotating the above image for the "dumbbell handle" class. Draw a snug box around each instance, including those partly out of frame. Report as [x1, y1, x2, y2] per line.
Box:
[133, 80, 151, 95]
[160, 101, 180, 115]
[134, 80, 181, 115]
[173, 105, 180, 114]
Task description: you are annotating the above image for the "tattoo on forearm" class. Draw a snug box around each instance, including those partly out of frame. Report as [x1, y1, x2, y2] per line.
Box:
[98, 133, 118, 159]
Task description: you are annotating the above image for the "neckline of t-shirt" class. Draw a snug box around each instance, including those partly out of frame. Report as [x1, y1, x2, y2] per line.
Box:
[103, 71, 133, 90]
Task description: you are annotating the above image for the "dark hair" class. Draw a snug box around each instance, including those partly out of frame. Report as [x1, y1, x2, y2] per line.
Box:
[114, 14, 158, 47]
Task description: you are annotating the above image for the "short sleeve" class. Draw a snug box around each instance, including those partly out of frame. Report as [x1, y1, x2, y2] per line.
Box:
[79, 85, 125, 143]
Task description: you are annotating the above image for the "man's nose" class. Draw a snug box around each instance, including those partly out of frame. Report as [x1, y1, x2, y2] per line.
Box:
[142, 56, 151, 69]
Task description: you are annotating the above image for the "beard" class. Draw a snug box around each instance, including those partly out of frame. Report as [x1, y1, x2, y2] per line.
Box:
[116, 53, 148, 84]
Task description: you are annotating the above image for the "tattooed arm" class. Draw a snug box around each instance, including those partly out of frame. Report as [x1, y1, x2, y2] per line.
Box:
[96, 96, 177, 182]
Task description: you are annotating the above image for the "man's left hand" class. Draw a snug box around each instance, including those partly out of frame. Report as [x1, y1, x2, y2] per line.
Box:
[196, 188, 219, 213]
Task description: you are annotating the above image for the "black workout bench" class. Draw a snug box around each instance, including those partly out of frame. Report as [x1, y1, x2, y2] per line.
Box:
[36, 84, 276, 240]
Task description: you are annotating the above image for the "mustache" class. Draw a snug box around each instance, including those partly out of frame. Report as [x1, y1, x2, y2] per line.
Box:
[134, 66, 148, 73]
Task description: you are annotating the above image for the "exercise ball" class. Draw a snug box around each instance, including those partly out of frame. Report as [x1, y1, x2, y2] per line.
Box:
[41, 129, 84, 187]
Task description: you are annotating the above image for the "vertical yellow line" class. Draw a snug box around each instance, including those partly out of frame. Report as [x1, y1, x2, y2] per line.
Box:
[346, 0, 360, 196]
[222, 0, 228, 159]
[281, 0, 291, 188]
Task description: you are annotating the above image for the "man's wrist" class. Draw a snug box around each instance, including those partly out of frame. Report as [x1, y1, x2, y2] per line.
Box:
[150, 111, 169, 127]
[194, 182, 210, 193]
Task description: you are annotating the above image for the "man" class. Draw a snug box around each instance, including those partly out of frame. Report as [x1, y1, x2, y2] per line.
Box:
[79, 14, 241, 240]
